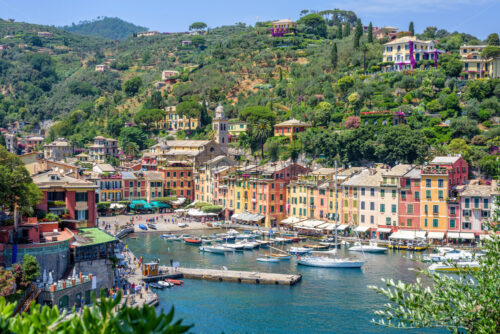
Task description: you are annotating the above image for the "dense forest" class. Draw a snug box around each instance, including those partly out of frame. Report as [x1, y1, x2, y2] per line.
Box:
[0, 11, 499, 177]
[61, 17, 149, 40]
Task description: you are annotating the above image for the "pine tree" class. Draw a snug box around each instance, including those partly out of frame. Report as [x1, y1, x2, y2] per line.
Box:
[343, 22, 351, 38]
[337, 21, 342, 39]
[354, 18, 363, 48]
[367, 22, 373, 43]
[279, 67, 283, 81]
[409, 21, 415, 36]
[331, 43, 338, 68]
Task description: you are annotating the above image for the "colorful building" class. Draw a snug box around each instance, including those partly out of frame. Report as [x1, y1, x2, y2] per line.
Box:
[459, 44, 500, 80]
[270, 19, 296, 37]
[44, 138, 73, 161]
[156, 106, 199, 131]
[273, 119, 311, 141]
[457, 183, 495, 239]
[88, 136, 119, 163]
[228, 120, 248, 141]
[382, 36, 444, 71]
[143, 171, 164, 202]
[120, 171, 146, 202]
[158, 163, 194, 200]
[398, 167, 422, 231]
[97, 173, 122, 203]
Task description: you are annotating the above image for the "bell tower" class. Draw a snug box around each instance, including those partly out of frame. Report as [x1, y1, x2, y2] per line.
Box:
[212, 104, 228, 153]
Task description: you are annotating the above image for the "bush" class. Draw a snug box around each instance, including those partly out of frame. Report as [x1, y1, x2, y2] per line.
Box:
[201, 205, 222, 213]
[155, 197, 177, 203]
[97, 202, 111, 212]
[44, 213, 59, 221]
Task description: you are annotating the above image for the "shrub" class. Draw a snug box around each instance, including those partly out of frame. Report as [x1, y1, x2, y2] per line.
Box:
[201, 205, 222, 213]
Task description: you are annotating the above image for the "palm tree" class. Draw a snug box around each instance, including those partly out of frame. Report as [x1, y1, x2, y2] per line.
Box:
[252, 119, 272, 160]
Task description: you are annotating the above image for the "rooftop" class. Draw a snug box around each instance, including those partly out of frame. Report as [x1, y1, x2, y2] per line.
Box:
[342, 169, 382, 187]
[165, 140, 211, 148]
[73, 228, 116, 247]
[385, 36, 433, 45]
[33, 171, 97, 189]
[120, 171, 137, 179]
[94, 163, 116, 173]
[382, 164, 414, 177]
[143, 171, 163, 181]
[431, 156, 461, 165]
[403, 167, 422, 179]
[461, 184, 494, 197]
[275, 118, 311, 127]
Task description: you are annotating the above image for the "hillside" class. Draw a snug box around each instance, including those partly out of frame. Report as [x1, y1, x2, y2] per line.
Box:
[0, 12, 499, 177]
[62, 17, 149, 40]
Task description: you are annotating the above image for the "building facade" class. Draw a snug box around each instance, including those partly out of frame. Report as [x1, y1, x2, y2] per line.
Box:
[382, 36, 444, 71]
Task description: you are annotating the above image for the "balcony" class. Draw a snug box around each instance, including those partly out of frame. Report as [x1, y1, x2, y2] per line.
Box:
[422, 166, 448, 175]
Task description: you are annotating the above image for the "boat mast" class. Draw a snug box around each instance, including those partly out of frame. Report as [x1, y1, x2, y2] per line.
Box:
[334, 161, 338, 255]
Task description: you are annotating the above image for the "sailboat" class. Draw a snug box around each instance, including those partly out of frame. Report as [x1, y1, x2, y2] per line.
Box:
[349, 241, 387, 253]
[297, 161, 366, 269]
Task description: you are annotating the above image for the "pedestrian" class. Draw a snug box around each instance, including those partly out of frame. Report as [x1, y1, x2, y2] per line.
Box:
[170, 259, 173, 267]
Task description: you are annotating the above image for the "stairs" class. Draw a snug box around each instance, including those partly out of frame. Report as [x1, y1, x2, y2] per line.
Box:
[13, 283, 37, 315]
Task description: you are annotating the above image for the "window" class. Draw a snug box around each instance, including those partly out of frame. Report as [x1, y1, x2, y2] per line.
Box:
[75, 192, 88, 202]
[361, 188, 365, 196]
[280, 205, 283, 213]
[386, 217, 391, 225]
[361, 215, 365, 223]
[426, 190, 431, 199]
[462, 222, 471, 230]
[407, 219, 412, 227]
[271, 206, 275, 213]
[438, 179, 444, 188]
[482, 211, 490, 218]
[370, 216, 374, 224]
[474, 198, 480, 209]
[426, 179, 431, 187]
[391, 204, 396, 213]
[380, 189, 385, 198]
[370, 188, 375, 196]
[483, 199, 489, 209]
[424, 205, 428, 214]
[414, 191, 420, 200]
[401, 191, 406, 200]
[463, 210, 471, 217]
[407, 204, 413, 214]
[361, 201, 365, 210]
[464, 198, 470, 208]
[432, 219, 438, 228]
[450, 219, 456, 228]
[450, 207, 456, 215]
[380, 204, 385, 212]
[76, 210, 89, 220]
[344, 199, 348, 207]
[344, 213, 348, 222]
[392, 190, 396, 198]
[424, 218, 428, 227]
[370, 202, 375, 210]
[293, 207, 296, 215]
[433, 205, 439, 214]
[438, 190, 444, 199]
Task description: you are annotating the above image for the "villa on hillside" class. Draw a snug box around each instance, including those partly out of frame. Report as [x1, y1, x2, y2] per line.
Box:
[155, 106, 199, 131]
[459, 45, 500, 80]
[269, 19, 296, 37]
[274, 119, 311, 141]
[382, 36, 444, 72]
[137, 31, 159, 37]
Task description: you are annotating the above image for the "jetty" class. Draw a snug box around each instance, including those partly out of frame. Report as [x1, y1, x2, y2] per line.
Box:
[144, 266, 302, 286]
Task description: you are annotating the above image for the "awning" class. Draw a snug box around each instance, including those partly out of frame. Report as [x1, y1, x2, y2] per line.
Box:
[129, 200, 152, 209]
[231, 212, 265, 222]
[479, 234, 491, 241]
[390, 230, 426, 240]
[171, 197, 186, 206]
[280, 216, 303, 225]
[447, 232, 475, 240]
[377, 228, 392, 233]
[354, 226, 370, 233]
[109, 203, 125, 209]
[317, 223, 337, 231]
[427, 231, 445, 239]
[187, 209, 217, 217]
[336, 224, 349, 231]
[151, 201, 171, 208]
[295, 219, 325, 229]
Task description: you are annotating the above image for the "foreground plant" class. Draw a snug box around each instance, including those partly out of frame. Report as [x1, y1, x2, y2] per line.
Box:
[0, 289, 192, 333]
[370, 222, 500, 333]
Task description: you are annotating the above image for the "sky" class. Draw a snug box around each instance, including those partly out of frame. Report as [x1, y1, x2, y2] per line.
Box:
[0, 0, 498, 39]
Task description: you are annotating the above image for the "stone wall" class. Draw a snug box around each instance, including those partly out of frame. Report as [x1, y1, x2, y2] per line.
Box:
[38, 280, 94, 308]
[74, 259, 114, 292]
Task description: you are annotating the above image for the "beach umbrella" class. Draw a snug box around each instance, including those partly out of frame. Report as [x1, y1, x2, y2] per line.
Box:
[48, 271, 53, 285]
[72, 267, 76, 279]
[42, 269, 47, 283]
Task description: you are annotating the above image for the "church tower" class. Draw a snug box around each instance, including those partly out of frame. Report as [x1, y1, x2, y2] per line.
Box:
[212, 104, 228, 153]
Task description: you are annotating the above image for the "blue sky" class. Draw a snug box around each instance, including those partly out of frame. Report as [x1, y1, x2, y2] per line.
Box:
[0, 0, 498, 39]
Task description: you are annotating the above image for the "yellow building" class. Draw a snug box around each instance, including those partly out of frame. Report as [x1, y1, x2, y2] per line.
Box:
[156, 106, 199, 131]
[460, 45, 500, 80]
[228, 120, 247, 139]
[382, 36, 443, 71]
[420, 166, 448, 232]
[270, 19, 296, 37]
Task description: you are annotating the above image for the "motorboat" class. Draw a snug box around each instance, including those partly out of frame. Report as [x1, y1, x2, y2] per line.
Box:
[235, 234, 254, 240]
[349, 242, 387, 253]
[165, 279, 184, 285]
[226, 229, 239, 236]
[184, 238, 202, 245]
[220, 235, 236, 242]
[288, 247, 312, 255]
[319, 242, 342, 248]
[297, 256, 365, 268]
[256, 257, 280, 263]
[138, 224, 148, 231]
[199, 246, 227, 254]
[284, 236, 301, 242]
[149, 282, 164, 289]
[158, 281, 173, 288]
[147, 223, 157, 230]
[428, 261, 480, 272]
[240, 241, 260, 249]
[177, 222, 188, 228]
[303, 244, 329, 250]
[222, 243, 244, 251]
[269, 253, 291, 260]
[255, 240, 271, 248]
[423, 248, 473, 263]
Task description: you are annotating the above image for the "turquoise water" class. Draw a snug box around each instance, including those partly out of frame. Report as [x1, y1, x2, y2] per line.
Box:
[125, 232, 442, 334]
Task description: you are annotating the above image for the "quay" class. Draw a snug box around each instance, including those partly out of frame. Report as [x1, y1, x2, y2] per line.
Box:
[149, 266, 302, 286]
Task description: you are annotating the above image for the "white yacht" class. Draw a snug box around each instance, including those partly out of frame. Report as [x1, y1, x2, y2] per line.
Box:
[297, 256, 365, 268]
[348, 242, 387, 253]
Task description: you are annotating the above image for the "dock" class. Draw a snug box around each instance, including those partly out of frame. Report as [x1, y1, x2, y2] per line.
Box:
[147, 266, 302, 286]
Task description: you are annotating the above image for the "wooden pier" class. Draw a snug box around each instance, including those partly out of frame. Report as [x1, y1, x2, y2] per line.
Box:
[148, 266, 302, 286]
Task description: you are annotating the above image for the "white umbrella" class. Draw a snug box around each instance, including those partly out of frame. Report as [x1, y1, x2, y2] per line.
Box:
[42, 269, 47, 283]
[48, 271, 53, 285]
[72, 268, 76, 279]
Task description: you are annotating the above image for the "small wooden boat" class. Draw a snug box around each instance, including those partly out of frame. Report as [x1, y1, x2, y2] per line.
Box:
[257, 257, 280, 263]
[138, 224, 148, 231]
[269, 253, 291, 260]
[288, 247, 312, 255]
[284, 236, 300, 242]
[428, 261, 479, 272]
[349, 242, 387, 253]
[184, 238, 202, 245]
[166, 279, 184, 285]
[297, 256, 365, 268]
[303, 244, 329, 250]
[177, 222, 188, 228]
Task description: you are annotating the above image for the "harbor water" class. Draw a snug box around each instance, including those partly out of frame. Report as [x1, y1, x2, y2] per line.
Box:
[125, 231, 443, 334]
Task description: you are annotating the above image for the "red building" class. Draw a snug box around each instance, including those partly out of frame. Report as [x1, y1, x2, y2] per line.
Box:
[158, 163, 194, 200]
[398, 167, 421, 230]
[141, 154, 157, 171]
[33, 171, 98, 227]
[429, 156, 468, 189]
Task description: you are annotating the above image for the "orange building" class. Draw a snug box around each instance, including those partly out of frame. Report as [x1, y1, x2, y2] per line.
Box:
[274, 119, 311, 141]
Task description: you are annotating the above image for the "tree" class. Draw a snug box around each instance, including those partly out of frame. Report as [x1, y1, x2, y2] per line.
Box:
[421, 26, 437, 39]
[370, 211, 500, 333]
[123, 76, 142, 97]
[345, 116, 360, 129]
[252, 119, 273, 159]
[443, 92, 460, 111]
[176, 101, 202, 130]
[486, 32, 500, 46]
[439, 53, 463, 77]
[450, 117, 480, 139]
[374, 127, 427, 165]
[0, 146, 42, 233]
[21, 254, 40, 283]
[481, 45, 500, 59]
[409, 21, 415, 36]
[0, 290, 191, 333]
[343, 22, 351, 38]
[354, 18, 362, 48]
[360, 43, 368, 72]
[239, 106, 276, 125]
[299, 14, 327, 38]
[189, 22, 207, 31]
[331, 43, 338, 68]
[123, 142, 140, 158]
[118, 126, 148, 150]
[133, 109, 166, 130]
[367, 22, 373, 43]
[336, 21, 342, 39]
[191, 35, 206, 48]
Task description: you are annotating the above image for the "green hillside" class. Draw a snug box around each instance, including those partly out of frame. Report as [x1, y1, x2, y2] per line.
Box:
[62, 17, 149, 40]
[0, 11, 499, 176]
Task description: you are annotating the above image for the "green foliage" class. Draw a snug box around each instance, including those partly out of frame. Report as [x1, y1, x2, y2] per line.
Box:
[486, 32, 500, 46]
[354, 18, 363, 48]
[481, 45, 500, 59]
[200, 205, 222, 213]
[97, 202, 111, 212]
[408, 21, 414, 36]
[298, 14, 327, 38]
[331, 43, 338, 68]
[123, 76, 142, 96]
[0, 290, 191, 333]
[176, 100, 202, 127]
[189, 22, 207, 31]
[62, 17, 148, 40]
[367, 22, 373, 43]
[155, 196, 177, 203]
[119, 126, 148, 150]
[134, 108, 166, 129]
[439, 53, 463, 77]
[21, 254, 40, 283]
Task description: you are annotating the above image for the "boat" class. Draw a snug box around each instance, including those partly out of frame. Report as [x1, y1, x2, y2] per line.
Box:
[184, 238, 202, 245]
[158, 281, 173, 288]
[257, 257, 280, 263]
[166, 279, 184, 285]
[269, 253, 291, 260]
[288, 247, 312, 255]
[238, 240, 259, 249]
[428, 261, 480, 272]
[138, 224, 148, 231]
[319, 242, 342, 248]
[149, 282, 164, 289]
[177, 222, 188, 228]
[255, 240, 271, 248]
[226, 229, 239, 236]
[349, 242, 387, 253]
[284, 236, 301, 242]
[222, 243, 244, 251]
[235, 234, 254, 240]
[297, 256, 365, 268]
[387, 240, 427, 251]
[199, 246, 227, 254]
[423, 248, 473, 263]
[147, 223, 157, 230]
[303, 244, 330, 250]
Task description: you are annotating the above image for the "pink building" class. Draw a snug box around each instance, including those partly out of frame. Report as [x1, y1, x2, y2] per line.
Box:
[398, 167, 421, 231]
[429, 156, 468, 189]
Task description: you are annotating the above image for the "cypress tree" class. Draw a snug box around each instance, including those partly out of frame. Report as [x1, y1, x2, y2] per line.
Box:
[331, 43, 338, 68]
[409, 21, 414, 36]
[367, 22, 373, 43]
[354, 18, 363, 48]
[343, 22, 351, 38]
[337, 21, 342, 39]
